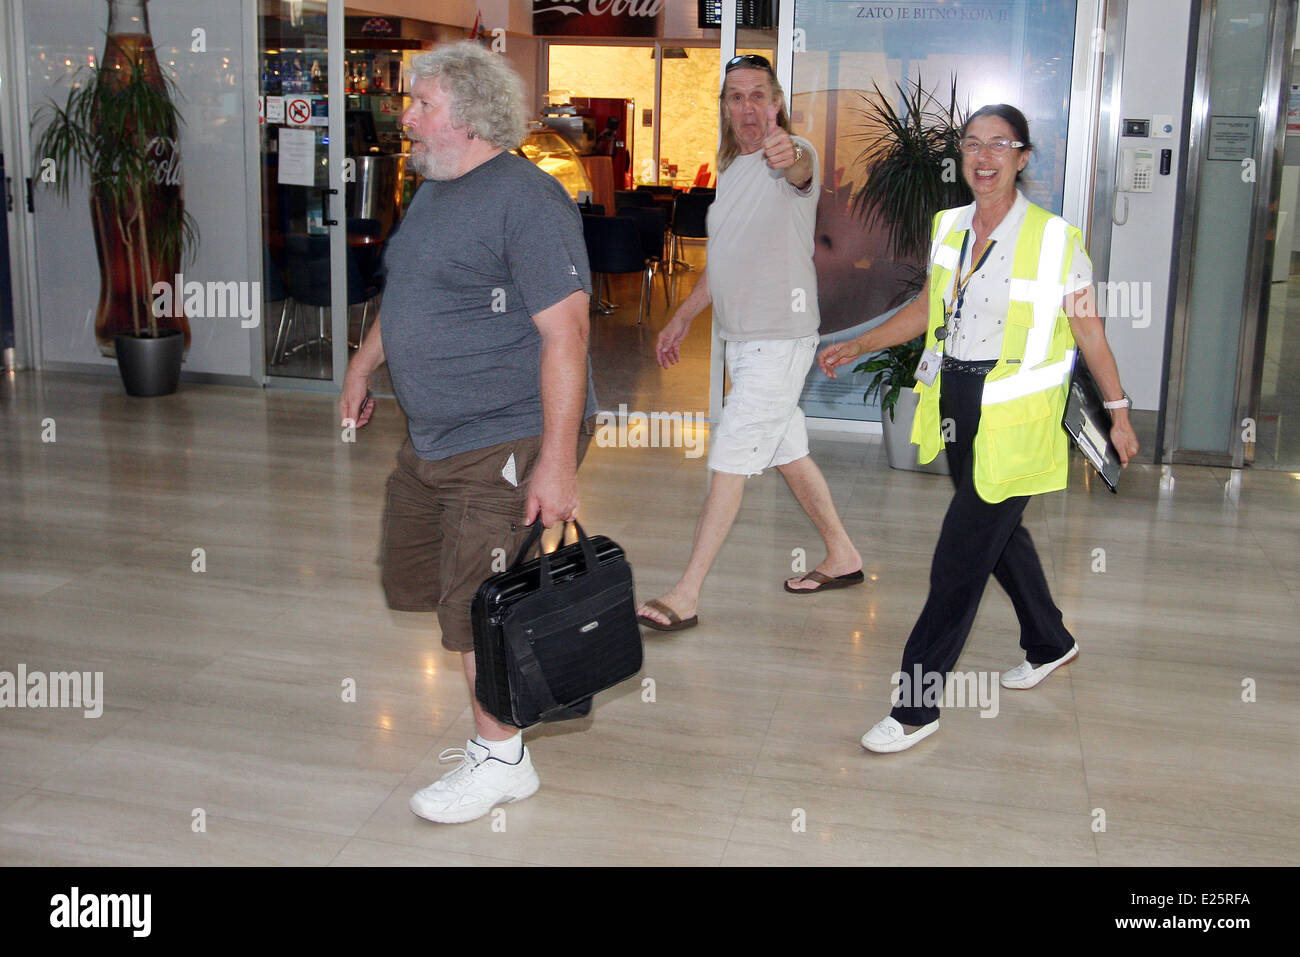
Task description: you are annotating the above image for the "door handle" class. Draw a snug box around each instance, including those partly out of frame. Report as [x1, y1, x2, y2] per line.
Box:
[5, 176, 12, 213]
[320, 187, 338, 226]
[26, 177, 35, 213]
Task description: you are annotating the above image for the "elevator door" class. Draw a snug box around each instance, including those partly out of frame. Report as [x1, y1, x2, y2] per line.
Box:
[1163, 0, 1297, 466]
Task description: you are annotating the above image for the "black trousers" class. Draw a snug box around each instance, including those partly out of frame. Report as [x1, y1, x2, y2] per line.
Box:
[889, 368, 1075, 726]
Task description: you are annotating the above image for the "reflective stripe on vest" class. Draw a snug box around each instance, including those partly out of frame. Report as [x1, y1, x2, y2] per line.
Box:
[933, 244, 960, 271]
[929, 208, 964, 268]
[981, 215, 1071, 406]
[983, 349, 1076, 404]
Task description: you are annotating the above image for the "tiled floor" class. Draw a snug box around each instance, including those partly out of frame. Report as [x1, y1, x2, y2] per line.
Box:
[1, 362, 1297, 866]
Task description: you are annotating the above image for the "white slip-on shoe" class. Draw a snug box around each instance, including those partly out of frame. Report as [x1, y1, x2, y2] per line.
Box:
[409, 740, 540, 824]
[861, 716, 940, 754]
[1000, 643, 1080, 690]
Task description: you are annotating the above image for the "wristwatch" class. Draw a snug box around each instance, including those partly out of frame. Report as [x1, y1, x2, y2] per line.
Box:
[1102, 392, 1132, 410]
[792, 143, 805, 163]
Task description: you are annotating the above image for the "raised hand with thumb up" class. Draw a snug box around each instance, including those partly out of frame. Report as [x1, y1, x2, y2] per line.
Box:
[761, 102, 797, 170]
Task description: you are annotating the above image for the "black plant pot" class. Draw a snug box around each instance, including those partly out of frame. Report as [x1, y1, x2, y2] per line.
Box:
[114, 330, 185, 397]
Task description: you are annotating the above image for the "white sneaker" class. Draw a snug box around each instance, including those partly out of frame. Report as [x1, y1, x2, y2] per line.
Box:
[861, 716, 940, 753]
[408, 740, 540, 824]
[1000, 643, 1079, 690]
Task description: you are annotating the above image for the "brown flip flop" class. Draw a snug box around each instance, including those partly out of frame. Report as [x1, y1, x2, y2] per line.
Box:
[636, 598, 699, 632]
[783, 569, 866, 595]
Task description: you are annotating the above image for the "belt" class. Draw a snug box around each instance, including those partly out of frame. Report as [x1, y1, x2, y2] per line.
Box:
[941, 356, 998, 375]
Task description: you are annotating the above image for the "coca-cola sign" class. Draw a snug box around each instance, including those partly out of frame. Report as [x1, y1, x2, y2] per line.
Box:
[146, 136, 182, 187]
[533, 0, 665, 37]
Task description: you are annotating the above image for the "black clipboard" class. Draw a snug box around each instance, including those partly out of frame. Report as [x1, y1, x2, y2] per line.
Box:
[1062, 357, 1121, 493]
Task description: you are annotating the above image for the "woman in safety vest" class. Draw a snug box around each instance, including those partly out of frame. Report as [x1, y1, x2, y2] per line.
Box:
[818, 104, 1140, 753]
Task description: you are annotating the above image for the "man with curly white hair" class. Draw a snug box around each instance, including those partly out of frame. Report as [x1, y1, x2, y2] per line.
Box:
[340, 42, 596, 824]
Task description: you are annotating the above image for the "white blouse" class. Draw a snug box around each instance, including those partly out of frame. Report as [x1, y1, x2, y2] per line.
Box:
[939, 191, 1093, 362]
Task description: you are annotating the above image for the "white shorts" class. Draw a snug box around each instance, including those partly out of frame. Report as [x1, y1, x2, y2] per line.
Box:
[708, 335, 818, 477]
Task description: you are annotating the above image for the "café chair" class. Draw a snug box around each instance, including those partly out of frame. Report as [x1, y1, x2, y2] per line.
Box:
[271, 234, 383, 365]
[614, 189, 657, 212]
[616, 205, 671, 305]
[263, 245, 290, 363]
[669, 191, 712, 271]
[582, 213, 652, 323]
[346, 217, 386, 346]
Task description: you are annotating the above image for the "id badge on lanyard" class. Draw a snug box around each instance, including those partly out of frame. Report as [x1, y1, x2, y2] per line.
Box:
[915, 231, 995, 386]
[915, 347, 942, 386]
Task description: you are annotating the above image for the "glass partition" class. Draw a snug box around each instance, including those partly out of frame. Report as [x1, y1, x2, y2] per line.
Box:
[660, 48, 721, 189]
[791, 0, 1081, 423]
[259, 0, 339, 382]
[548, 44, 657, 184]
[1168, 0, 1291, 465]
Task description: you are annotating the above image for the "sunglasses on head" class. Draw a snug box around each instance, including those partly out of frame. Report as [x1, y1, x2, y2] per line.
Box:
[725, 54, 772, 73]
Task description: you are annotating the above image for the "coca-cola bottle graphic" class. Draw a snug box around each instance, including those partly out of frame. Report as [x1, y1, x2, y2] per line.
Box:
[91, 0, 190, 355]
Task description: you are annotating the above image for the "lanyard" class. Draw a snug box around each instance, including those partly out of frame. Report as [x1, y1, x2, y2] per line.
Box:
[945, 231, 996, 323]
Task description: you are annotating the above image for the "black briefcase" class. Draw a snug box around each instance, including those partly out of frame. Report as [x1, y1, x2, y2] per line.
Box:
[471, 520, 643, 729]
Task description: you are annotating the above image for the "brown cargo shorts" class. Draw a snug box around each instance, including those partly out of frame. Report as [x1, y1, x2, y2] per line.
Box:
[380, 418, 595, 652]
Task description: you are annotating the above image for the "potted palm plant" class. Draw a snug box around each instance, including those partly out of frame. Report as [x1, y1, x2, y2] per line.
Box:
[849, 75, 969, 472]
[33, 30, 198, 396]
[856, 329, 946, 473]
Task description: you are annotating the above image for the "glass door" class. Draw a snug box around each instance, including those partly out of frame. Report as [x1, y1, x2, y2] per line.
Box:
[0, 120, 15, 371]
[1163, 0, 1296, 466]
[259, 0, 346, 386]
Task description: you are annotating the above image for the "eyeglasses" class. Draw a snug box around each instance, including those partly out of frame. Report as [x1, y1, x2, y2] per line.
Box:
[958, 137, 1025, 155]
[725, 54, 772, 73]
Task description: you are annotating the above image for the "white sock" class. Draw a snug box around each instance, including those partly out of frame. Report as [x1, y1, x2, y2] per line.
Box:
[476, 733, 523, 764]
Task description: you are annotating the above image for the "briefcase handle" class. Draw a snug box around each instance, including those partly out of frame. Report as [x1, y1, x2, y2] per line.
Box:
[508, 520, 602, 592]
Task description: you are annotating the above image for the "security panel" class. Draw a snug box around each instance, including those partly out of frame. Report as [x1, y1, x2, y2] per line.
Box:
[1118, 147, 1155, 192]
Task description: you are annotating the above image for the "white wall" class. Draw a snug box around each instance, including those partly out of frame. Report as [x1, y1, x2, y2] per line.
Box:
[1101, 0, 1194, 412]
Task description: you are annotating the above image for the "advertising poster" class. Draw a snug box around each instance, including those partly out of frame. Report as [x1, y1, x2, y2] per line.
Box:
[793, 0, 1080, 420]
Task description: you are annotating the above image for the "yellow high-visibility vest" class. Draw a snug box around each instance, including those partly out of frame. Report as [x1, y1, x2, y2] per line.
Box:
[910, 200, 1083, 503]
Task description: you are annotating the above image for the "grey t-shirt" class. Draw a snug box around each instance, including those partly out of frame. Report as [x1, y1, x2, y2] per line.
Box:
[381, 151, 596, 460]
[706, 135, 821, 341]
